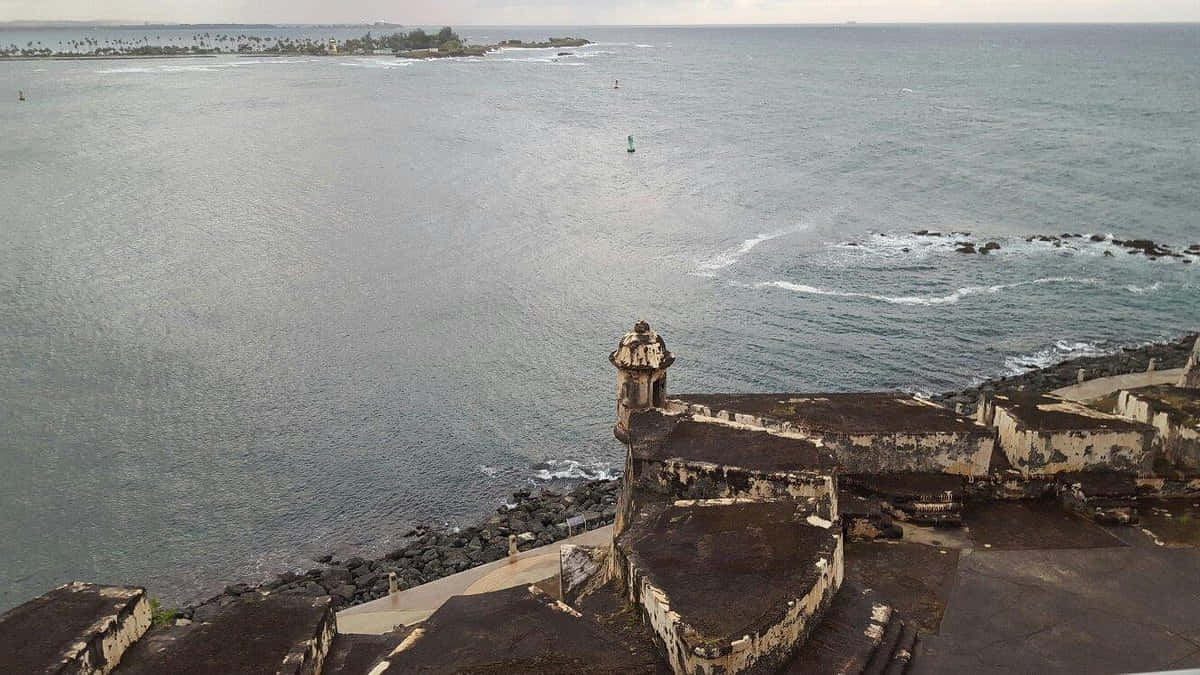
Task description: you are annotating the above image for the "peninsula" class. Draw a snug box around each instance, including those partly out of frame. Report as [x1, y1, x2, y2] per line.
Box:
[0, 26, 589, 59]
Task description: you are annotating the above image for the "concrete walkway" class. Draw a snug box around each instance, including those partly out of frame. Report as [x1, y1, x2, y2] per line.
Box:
[336, 526, 613, 635]
[1051, 368, 1181, 402]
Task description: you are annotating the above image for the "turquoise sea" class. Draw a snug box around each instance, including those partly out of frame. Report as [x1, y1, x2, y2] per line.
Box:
[1, 24, 1197, 608]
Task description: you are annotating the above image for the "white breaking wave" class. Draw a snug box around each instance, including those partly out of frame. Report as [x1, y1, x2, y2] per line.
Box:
[1125, 282, 1162, 294]
[1001, 340, 1111, 376]
[757, 277, 1101, 306]
[490, 57, 588, 65]
[98, 60, 261, 74]
[531, 460, 618, 481]
[824, 231, 980, 264]
[696, 225, 809, 272]
[99, 58, 324, 73]
[339, 59, 411, 69]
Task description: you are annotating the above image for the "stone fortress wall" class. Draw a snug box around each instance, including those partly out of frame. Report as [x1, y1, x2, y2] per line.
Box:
[3, 323, 1198, 675]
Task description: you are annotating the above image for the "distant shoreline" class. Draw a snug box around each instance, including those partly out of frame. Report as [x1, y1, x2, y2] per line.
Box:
[0, 22, 402, 29]
[1, 54, 218, 61]
[0, 37, 592, 62]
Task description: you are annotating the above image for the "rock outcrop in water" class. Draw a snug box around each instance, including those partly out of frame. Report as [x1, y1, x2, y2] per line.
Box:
[899, 230, 1198, 262]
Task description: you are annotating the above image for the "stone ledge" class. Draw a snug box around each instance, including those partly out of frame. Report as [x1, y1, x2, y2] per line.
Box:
[381, 584, 666, 672]
[0, 582, 150, 675]
[116, 595, 334, 674]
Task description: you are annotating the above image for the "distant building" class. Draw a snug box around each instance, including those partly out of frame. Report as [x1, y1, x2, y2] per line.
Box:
[328, 38, 338, 54]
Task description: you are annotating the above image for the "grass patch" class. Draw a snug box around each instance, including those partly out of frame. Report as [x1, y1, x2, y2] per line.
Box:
[149, 597, 178, 628]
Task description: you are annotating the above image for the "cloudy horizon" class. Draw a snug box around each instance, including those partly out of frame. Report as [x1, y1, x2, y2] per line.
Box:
[2, 0, 1198, 26]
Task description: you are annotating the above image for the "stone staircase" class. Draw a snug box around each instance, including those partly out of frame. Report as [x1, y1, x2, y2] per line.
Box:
[785, 584, 920, 675]
[842, 474, 964, 526]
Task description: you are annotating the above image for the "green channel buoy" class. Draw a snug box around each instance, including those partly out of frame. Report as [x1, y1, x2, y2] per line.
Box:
[627, 135, 635, 153]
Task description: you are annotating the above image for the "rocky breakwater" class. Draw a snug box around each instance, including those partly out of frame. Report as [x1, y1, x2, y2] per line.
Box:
[178, 480, 618, 621]
[906, 230, 1199, 261]
[933, 333, 1198, 415]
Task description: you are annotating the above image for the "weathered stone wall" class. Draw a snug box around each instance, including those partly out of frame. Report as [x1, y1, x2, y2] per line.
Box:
[666, 400, 993, 477]
[0, 583, 152, 675]
[993, 406, 1154, 477]
[1117, 390, 1200, 474]
[647, 459, 836, 520]
[90, 587, 152, 675]
[559, 544, 610, 606]
[835, 430, 993, 477]
[1179, 337, 1200, 388]
[278, 599, 336, 675]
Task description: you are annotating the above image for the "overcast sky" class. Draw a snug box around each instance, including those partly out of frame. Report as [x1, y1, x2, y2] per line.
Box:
[3, 0, 1198, 25]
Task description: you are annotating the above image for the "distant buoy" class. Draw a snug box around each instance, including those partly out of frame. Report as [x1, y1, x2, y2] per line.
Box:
[627, 135, 635, 153]
[18, 90, 25, 101]
[614, 79, 619, 89]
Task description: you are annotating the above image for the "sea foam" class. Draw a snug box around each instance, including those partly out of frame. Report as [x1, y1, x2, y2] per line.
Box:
[696, 224, 809, 272]
[757, 277, 1101, 306]
[1001, 340, 1112, 376]
[531, 460, 618, 482]
[1125, 282, 1162, 294]
[339, 59, 411, 69]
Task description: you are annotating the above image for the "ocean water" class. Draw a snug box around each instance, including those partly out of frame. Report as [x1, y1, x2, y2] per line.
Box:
[0, 24, 1196, 609]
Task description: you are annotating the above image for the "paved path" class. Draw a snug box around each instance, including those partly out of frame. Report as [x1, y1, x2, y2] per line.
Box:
[916, 545, 1200, 673]
[1050, 368, 1181, 402]
[336, 526, 613, 635]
